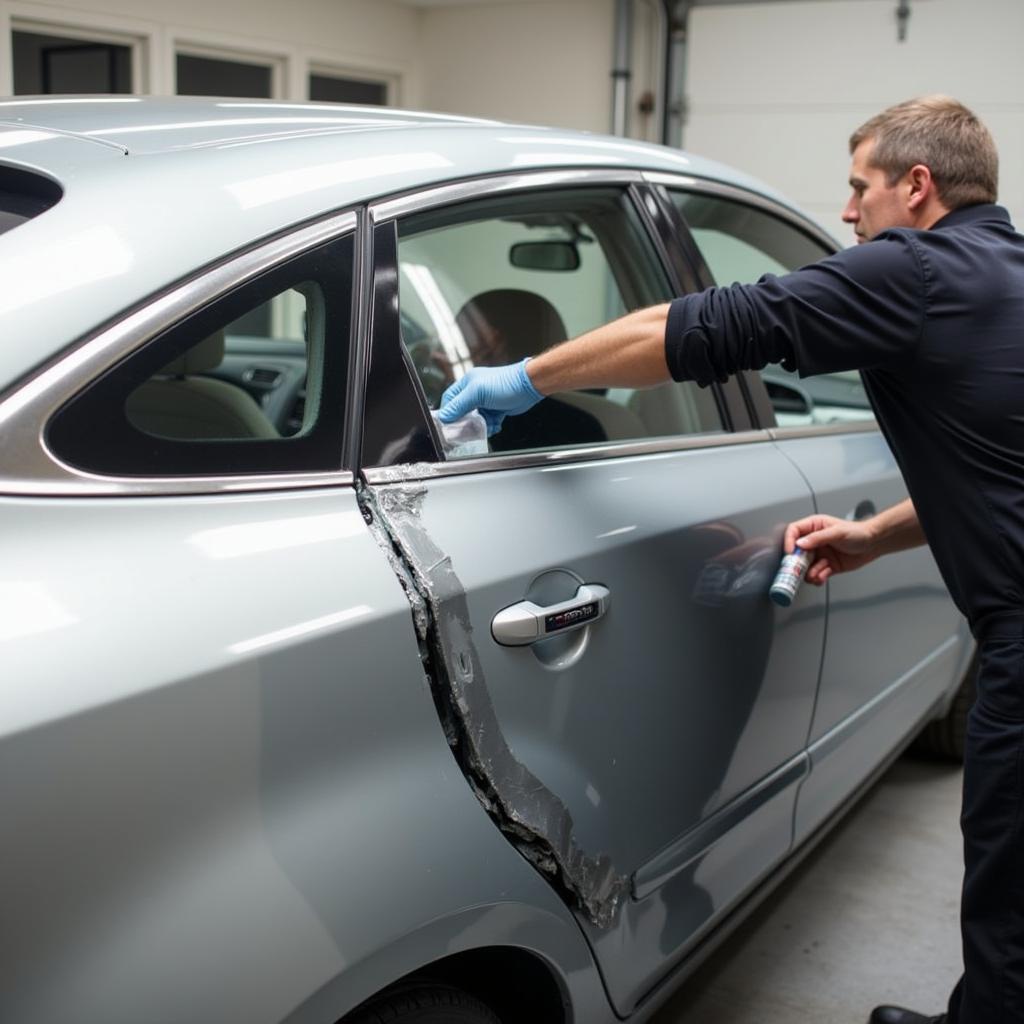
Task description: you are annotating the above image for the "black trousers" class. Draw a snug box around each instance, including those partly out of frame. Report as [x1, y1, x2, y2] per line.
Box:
[948, 620, 1024, 1023]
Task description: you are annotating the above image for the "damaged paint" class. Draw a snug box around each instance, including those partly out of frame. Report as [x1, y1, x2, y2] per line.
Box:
[359, 469, 628, 928]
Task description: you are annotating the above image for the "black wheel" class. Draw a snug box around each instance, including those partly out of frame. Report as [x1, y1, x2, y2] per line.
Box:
[915, 648, 978, 760]
[346, 984, 502, 1024]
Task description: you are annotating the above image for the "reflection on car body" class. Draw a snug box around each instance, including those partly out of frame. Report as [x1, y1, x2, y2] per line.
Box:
[0, 97, 974, 1024]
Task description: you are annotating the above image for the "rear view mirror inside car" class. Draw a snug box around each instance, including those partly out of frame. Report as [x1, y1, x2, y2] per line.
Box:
[509, 241, 580, 271]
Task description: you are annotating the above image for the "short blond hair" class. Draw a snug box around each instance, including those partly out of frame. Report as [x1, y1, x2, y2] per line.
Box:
[850, 96, 998, 209]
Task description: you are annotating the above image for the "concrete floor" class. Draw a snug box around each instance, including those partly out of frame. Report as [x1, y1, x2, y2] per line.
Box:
[651, 753, 965, 1024]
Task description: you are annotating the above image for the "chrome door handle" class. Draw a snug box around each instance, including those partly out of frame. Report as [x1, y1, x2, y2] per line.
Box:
[491, 584, 611, 647]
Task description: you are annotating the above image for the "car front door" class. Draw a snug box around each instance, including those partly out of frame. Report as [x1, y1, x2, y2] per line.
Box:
[361, 173, 827, 1013]
[658, 180, 969, 841]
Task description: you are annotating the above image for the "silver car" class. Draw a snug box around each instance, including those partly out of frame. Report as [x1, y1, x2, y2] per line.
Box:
[0, 97, 973, 1024]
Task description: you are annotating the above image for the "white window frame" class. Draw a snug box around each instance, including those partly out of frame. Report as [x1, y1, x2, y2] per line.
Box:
[171, 30, 289, 100]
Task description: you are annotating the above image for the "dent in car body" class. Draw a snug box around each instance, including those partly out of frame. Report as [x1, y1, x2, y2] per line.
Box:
[360, 469, 629, 927]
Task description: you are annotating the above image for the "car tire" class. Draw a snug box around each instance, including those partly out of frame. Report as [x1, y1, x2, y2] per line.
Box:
[915, 648, 978, 761]
[346, 984, 502, 1024]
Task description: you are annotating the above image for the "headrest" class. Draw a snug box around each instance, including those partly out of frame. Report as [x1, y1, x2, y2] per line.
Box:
[455, 289, 567, 364]
[159, 330, 226, 376]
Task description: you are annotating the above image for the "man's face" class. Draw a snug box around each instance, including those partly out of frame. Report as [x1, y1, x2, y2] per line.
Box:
[841, 138, 915, 243]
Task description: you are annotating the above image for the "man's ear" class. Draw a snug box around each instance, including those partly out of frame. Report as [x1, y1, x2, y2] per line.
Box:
[906, 164, 934, 211]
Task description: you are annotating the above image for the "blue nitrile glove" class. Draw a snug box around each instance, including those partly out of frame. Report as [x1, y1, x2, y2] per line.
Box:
[438, 358, 543, 436]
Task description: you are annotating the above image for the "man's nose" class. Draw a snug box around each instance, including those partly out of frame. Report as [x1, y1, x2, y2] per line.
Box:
[841, 197, 859, 224]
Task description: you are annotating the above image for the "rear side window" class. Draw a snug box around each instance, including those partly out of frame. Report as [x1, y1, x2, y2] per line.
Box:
[0, 165, 62, 237]
[671, 190, 875, 429]
[47, 233, 354, 477]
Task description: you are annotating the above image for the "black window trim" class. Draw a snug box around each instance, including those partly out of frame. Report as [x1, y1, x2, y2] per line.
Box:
[629, 180, 746, 432]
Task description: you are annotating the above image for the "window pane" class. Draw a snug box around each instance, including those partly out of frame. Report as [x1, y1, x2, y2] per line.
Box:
[671, 190, 875, 428]
[125, 285, 314, 442]
[176, 54, 272, 98]
[397, 188, 722, 457]
[309, 74, 386, 105]
[47, 235, 353, 477]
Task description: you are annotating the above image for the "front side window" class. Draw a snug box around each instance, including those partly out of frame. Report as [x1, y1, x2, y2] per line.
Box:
[47, 234, 353, 477]
[396, 188, 722, 457]
[671, 190, 875, 429]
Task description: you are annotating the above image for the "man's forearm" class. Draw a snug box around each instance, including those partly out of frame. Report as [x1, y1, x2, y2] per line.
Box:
[525, 304, 672, 394]
[866, 498, 926, 556]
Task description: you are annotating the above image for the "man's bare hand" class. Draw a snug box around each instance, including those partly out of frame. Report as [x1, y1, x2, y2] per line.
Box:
[783, 514, 877, 586]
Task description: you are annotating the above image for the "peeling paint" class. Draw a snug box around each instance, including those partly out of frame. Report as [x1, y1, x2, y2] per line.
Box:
[358, 475, 628, 928]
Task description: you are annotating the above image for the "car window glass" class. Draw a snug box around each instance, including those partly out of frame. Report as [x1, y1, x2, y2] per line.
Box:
[670, 190, 875, 429]
[124, 285, 314, 442]
[47, 233, 353, 477]
[396, 188, 723, 458]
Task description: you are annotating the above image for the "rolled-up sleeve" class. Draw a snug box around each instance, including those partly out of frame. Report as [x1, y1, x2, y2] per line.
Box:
[665, 231, 926, 385]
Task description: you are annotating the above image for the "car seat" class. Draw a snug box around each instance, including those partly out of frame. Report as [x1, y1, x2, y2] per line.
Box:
[454, 289, 646, 451]
[125, 330, 279, 441]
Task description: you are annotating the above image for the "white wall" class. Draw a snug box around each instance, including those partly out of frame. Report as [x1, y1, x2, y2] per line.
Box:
[0, 0, 424, 102]
[417, 0, 617, 131]
[684, 0, 1024, 241]
[416, 0, 665, 138]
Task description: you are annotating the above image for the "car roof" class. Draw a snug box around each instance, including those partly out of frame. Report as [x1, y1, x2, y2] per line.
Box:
[0, 97, 817, 389]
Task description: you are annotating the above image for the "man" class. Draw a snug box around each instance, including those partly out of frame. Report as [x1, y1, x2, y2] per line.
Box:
[438, 97, 1024, 1024]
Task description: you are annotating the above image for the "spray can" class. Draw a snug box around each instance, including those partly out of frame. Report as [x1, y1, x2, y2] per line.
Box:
[769, 546, 813, 607]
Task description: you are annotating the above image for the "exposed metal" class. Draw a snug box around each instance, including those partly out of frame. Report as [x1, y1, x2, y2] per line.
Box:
[360, 468, 629, 927]
[0, 210, 357, 497]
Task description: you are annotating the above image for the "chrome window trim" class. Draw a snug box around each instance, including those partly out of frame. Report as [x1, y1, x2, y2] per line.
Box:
[767, 419, 878, 441]
[0, 210, 358, 498]
[363, 429, 773, 483]
[0, 470, 356, 499]
[370, 168, 645, 223]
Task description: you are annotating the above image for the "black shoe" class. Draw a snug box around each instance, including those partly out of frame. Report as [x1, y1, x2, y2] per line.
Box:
[869, 1008, 945, 1024]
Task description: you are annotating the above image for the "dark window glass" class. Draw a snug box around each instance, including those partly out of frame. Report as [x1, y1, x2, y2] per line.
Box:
[13, 31, 131, 94]
[395, 188, 722, 459]
[309, 74, 387, 105]
[176, 54, 272, 98]
[0, 166, 62, 237]
[47, 234, 354, 477]
[671, 190, 875, 427]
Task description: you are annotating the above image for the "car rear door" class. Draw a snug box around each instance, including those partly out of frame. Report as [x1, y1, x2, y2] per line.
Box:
[655, 177, 969, 842]
[361, 172, 826, 1013]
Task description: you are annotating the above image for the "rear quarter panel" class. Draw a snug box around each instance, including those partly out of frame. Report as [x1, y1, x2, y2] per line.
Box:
[0, 488, 605, 1023]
